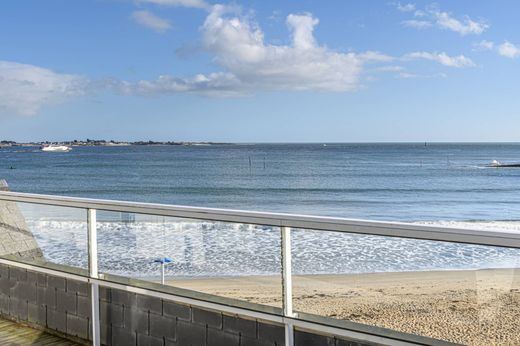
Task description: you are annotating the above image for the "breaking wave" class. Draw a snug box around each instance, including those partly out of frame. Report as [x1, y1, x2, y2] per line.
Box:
[24, 219, 520, 279]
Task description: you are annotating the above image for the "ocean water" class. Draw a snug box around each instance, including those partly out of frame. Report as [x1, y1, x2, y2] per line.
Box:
[2, 143, 520, 277]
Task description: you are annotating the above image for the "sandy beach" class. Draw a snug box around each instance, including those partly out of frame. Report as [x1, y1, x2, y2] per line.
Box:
[167, 268, 520, 345]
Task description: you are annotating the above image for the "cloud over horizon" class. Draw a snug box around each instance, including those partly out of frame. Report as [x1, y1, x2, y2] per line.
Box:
[0, 61, 85, 115]
[1, 2, 490, 116]
[119, 5, 392, 96]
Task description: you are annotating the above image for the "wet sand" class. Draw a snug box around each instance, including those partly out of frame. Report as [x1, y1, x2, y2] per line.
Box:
[167, 268, 520, 345]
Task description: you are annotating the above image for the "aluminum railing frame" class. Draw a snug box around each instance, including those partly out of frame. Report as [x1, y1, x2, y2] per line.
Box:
[1, 190, 515, 346]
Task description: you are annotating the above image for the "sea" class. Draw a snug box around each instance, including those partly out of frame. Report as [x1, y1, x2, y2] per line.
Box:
[1, 143, 520, 278]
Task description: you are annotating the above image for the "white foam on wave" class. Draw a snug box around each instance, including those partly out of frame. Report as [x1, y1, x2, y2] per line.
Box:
[25, 219, 520, 278]
[417, 220, 520, 234]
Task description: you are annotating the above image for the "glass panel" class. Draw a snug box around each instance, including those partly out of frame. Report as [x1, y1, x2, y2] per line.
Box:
[97, 211, 282, 308]
[291, 228, 520, 345]
[0, 201, 88, 271]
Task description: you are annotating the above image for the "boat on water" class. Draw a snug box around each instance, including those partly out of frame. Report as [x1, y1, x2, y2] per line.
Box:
[488, 159, 520, 168]
[40, 145, 72, 152]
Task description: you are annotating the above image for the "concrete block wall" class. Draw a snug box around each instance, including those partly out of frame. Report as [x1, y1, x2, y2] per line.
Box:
[0, 180, 44, 260]
[0, 263, 373, 346]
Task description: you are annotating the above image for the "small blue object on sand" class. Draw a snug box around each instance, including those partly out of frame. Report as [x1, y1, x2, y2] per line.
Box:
[153, 257, 173, 284]
[154, 257, 173, 264]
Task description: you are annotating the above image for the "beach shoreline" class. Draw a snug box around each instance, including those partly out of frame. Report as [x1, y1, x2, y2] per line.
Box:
[166, 268, 520, 345]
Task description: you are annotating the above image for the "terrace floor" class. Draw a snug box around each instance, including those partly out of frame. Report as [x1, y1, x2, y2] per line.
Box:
[0, 318, 80, 346]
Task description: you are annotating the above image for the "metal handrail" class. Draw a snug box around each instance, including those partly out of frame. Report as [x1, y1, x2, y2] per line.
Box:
[0, 190, 519, 248]
[0, 190, 515, 346]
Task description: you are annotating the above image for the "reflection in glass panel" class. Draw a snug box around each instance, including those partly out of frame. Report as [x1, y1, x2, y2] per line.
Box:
[291, 229, 520, 345]
[97, 211, 282, 307]
[0, 202, 88, 270]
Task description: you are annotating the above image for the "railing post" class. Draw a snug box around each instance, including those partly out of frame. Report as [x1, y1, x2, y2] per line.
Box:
[88, 208, 101, 346]
[281, 226, 294, 346]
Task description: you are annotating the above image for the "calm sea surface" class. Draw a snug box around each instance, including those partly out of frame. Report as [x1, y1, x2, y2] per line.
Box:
[1, 143, 520, 221]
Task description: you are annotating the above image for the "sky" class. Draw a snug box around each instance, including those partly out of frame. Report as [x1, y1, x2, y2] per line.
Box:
[0, 0, 519, 142]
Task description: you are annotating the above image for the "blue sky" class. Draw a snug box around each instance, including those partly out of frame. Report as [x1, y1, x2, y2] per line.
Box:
[1, 0, 519, 142]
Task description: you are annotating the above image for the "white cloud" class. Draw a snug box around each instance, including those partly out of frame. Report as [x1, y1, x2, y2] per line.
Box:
[471, 40, 520, 59]
[398, 72, 418, 79]
[121, 6, 378, 95]
[498, 41, 520, 59]
[200, 6, 396, 91]
[405, 52, 475, 68]
[473, 40, 494, 51]
[374, 65, 405, 72]
[396, 2, 416, 12]
[117, 6, 476, 97]
[397, 71, 447, 79]
[132, 10, 172, 33]
[413, 9, 426, 17]
[0, 61, 85, 115]
[402, 19, 432, 29]
[399, 5, 488, 36]
[114, 72, 242, 96]
[431, 9, 488, 35]
[136, 0, 209, 10]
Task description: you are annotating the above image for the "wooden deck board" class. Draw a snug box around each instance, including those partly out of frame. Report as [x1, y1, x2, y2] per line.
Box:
[0, 318, 80, 346]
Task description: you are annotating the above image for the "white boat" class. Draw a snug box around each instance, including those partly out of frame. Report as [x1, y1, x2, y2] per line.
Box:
[40, 145, 71, 152]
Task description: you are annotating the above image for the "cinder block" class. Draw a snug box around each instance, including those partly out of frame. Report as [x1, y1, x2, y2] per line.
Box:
[125, 307, 150, 334]
[56, 289, 77, 314]
[192, 307, 222, 328]
[27, 271, 38, 284]
[177, 320, 206, 346]
[67, 313, 89, 340]
[100, 301, 124, 327]
[47, 308, 67, 333]
[164, 338, 178, 346]
[137, 332, 165, 346]
[295, 330, 334, 346]
[137, 294, 162, 315]
[9, 267, 27, 282]
[257, 322, 285, 345]
[48, 276, 66, 290]
[223, 315, 256, 338]
[207, 327, 240, 346]
[240, 336, 274, 346]
[77, 294, 91, 319]
[36, 273, 47, 287]
[9, 297, 28, 320]
[99, 286, 111, 302]
[149, 313, 175, 339]
[100, 323, 112, 346]
[0, 277, 15, 295]
[37, 286, 56, 309]
[112, 325, 137, 346]
[28, 302, 46, 326]
[67, 279, 90, 297]
[112, 289, 137, 307]
[0, 264, 7, 278]
[336, 339, 372, 346]
[163, 301, 191, 321]
[0, 294, 8, 313]
[15, 281, 37, 303]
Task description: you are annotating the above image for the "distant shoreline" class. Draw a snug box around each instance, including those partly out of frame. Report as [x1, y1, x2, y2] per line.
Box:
[0, 140, 234, 148]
